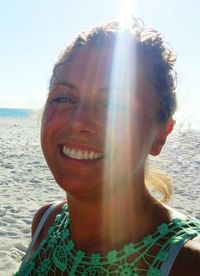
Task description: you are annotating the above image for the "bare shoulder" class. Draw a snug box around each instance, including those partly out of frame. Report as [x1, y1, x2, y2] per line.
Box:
[170, 235, 200, 275]
[31, 200, 66, 251]
[31, 202, 52, 237]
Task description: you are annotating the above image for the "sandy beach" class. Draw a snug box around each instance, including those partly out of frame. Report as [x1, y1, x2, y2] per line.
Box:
[0, 117, 200, 275]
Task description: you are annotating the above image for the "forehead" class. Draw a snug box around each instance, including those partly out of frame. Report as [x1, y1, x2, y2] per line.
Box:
[52, 46, 156, 103]
[53, 47, 115, 86]
[53, 46, 149, 85]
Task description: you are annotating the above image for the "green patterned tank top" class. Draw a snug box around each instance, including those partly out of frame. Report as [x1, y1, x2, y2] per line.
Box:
[15, 204, 200, 275]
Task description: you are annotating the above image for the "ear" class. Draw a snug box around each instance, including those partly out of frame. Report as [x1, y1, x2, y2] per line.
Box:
[150, 119, 175, 156]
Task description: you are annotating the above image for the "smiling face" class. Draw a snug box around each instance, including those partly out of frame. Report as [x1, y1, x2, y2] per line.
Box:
[41, 46, 162, 199]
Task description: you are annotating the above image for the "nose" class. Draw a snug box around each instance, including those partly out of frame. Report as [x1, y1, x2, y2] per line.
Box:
[69, 103, 98, 135]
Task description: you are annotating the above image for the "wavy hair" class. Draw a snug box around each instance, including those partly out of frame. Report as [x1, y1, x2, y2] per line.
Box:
[49, 18, 177, 202]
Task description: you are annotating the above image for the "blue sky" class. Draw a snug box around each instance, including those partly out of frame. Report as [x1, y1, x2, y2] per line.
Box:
[0, 0, 200, 119]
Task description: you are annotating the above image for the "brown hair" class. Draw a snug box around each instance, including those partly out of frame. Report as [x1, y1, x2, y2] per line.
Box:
[50, 18, 177, 124]
[50, 18, 177, 202]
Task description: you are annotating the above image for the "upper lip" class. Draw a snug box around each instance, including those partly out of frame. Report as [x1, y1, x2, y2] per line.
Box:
[62, 146, 104, 160]
[58, 142, 104, 154]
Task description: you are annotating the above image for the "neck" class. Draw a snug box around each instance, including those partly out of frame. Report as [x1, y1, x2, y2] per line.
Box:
[66, 174, 165, 254]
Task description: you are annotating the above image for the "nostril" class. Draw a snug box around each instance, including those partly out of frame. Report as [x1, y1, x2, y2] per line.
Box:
[70, 112, 97, 135]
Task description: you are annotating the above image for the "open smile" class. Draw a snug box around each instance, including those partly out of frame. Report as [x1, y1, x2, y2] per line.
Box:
[62, 146, 104, 160]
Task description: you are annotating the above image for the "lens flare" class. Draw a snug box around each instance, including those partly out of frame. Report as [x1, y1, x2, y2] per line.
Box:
[102, 10, 138, 248]
[119, 0, 136, 29]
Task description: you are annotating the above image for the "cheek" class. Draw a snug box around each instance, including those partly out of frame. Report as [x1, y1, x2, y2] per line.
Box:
[41, 104, 59, 125]
[40, 106, 53, 145]
[129, 123, 157, 155]
[41, 104, 74, 131]
[41, 104, 76, 154]
[40, 105, 60, 153]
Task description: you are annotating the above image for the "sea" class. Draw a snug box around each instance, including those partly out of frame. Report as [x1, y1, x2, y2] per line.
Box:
[0, 108, 199, 131]
[0, 108, 33, 118]
[0, 108, 41, 128]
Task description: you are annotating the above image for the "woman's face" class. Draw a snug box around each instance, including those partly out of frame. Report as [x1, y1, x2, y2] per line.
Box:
[41, 46, 161, 198]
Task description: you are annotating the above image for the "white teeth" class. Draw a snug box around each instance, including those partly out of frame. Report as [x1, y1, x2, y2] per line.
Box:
[63, 147, 68, 156]
[62, 147, 103, 160]
[95, 153, 99, 159]
[71, 149, 76, 157]
[77, 150, 82, 159]
[83, 151, 89, 159]
[89, 151, 95, 159]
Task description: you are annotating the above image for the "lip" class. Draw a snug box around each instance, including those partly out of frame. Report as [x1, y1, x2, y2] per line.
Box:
[58, 143, 105, 162]
[61, 154, 103, 165]
[58, 142, 103, 154]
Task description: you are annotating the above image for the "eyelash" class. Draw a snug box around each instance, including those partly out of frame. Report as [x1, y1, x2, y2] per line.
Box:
[50, 96, 77, 104]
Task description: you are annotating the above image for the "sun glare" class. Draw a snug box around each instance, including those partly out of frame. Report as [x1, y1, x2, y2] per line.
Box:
[119, 0, 136, 29]
[102, 0, 137, 247]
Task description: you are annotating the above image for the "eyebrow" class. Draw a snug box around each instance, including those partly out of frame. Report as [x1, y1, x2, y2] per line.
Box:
[55, 80, 111, 94]
[55, 80, 78, 90]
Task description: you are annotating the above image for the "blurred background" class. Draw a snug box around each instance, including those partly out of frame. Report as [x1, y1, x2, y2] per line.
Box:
[0, 0, 199, 125]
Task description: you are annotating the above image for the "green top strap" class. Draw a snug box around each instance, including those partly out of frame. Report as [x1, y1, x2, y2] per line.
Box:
[14, 204, 200, 276]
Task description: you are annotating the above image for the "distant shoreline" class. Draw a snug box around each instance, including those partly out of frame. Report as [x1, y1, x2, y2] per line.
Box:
[0, 108, 42, 120]
[0, 108, 199, 132]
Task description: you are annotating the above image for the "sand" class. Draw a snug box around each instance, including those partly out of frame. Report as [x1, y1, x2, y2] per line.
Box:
[0, 117, 199, 275]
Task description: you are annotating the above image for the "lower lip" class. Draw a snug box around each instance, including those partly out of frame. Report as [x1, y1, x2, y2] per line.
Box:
[60, 151, 103, 164]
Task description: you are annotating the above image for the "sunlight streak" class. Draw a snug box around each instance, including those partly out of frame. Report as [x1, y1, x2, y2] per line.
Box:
[102, 4, 138, 248]
[119, 0, 136, 29]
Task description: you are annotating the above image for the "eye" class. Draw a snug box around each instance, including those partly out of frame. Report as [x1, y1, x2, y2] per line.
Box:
[50, 95, 77, 104]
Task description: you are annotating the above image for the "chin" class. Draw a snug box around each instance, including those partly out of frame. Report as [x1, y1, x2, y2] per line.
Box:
[53, 172, 103, 199]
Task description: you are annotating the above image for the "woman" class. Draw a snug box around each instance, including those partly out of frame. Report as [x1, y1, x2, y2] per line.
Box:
[15, 19, 200, 275]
